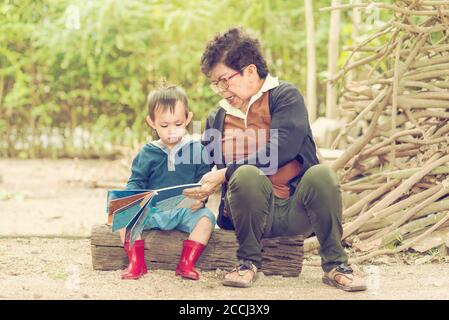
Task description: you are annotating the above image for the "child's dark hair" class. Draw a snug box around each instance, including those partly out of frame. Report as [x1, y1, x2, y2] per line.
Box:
[146, 85, 189, 120]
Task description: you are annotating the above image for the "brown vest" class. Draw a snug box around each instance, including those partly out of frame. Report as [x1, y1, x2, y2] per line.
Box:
[222, 92, 301, 199]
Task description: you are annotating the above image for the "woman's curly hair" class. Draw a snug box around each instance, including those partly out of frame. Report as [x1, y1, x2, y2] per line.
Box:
[200, 27, 269, 78]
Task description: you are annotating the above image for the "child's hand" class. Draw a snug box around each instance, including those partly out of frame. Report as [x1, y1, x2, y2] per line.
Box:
[189, 198, 207, 212]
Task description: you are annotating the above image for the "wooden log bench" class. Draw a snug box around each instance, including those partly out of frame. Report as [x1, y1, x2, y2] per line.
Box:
[91, 224, 304, 277]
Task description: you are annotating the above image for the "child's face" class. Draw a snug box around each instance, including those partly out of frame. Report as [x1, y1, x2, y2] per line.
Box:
[146, 101, 193, 148]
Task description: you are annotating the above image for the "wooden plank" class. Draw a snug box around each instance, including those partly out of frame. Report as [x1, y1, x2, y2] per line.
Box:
[91, 224, 304, 277]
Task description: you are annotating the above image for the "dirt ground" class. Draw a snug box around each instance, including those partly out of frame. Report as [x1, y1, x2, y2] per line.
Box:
[1, 159, 449, 300]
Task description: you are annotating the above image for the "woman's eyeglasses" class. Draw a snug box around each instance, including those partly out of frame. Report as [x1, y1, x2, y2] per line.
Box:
[210, 66, 247, 93]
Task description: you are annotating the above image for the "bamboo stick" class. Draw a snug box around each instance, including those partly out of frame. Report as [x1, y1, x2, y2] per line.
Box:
[402, 80, 446, 92]
[431, 122, 449, 139]
[343, 166, 449, 187]
[331, 94, 389, 171]
[403, 70, 449, 82]
[360, 129, 422, 157]
[405, 63, 449, 78]
[365, 183, 449, 242]
[314, 2, 449, 262]
[341, 183, 389, 192]
[320, 3, 449, 16]
[342, 153, 449, 239]
[359, 199, 449, 233]
[343, 179, 400, 218]
[372, 184, 443, 219]
[332, 89, 388, 149]
[410, 55, 449, 69]
[348, 212, 449, 264]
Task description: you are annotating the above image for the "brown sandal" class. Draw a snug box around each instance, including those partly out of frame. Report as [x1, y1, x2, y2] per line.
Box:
[322, 264, 367, 292]
[223, 262, 258, 288]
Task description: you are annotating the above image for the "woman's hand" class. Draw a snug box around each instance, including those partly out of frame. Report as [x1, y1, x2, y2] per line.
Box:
[183, 168, 227, 200]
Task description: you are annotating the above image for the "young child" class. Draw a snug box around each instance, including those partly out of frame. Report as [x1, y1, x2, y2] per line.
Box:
[118, 85, 215, 281]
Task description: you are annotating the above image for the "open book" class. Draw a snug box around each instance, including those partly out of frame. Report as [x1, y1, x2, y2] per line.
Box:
[106, 183, 201, 244]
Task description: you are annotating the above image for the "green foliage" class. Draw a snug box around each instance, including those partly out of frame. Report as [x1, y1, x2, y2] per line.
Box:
[0, 0, 386, 158]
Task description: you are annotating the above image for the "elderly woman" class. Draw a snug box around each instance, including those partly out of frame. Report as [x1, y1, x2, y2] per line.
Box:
[184, 28, 366, 291]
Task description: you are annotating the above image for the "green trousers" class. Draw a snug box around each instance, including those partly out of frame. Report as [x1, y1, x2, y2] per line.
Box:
[224, 164, 348, 272]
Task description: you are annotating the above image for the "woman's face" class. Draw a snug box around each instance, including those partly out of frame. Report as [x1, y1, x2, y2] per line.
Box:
[209, 62, 260, 110]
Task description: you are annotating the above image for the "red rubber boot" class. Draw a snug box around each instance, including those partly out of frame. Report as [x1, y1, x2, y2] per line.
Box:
[121, 240, 148, 280]
[122, 240, 147, 277]
[175, 239, 205, 280]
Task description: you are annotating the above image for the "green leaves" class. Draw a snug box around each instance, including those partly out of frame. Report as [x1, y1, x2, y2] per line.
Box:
[0, 0, 347, 158]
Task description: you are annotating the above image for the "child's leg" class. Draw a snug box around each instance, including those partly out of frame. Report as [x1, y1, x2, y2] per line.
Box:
[118, 228, 146, 280]
[188, 216, 213, 245]
[175, 207, 216, 242]
[121, 238, 147, 280]
[175, 208, 216, 280]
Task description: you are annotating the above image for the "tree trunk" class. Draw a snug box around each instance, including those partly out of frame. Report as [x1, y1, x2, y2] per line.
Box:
[304, 0, 317, 122]
[347, 0, 362, 84]
[90, 224, 304, 277]
[326, 0, 341, 120]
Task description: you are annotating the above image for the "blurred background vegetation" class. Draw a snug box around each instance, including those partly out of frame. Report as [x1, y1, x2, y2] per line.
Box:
[0, 0, 391, 159]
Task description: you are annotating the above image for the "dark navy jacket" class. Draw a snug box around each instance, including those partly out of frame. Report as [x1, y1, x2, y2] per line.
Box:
[202, 81, 319, 230]
[126, 138, 210, 190]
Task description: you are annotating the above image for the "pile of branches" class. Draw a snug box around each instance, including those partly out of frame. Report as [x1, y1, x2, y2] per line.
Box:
[306, 1, 449, 264]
